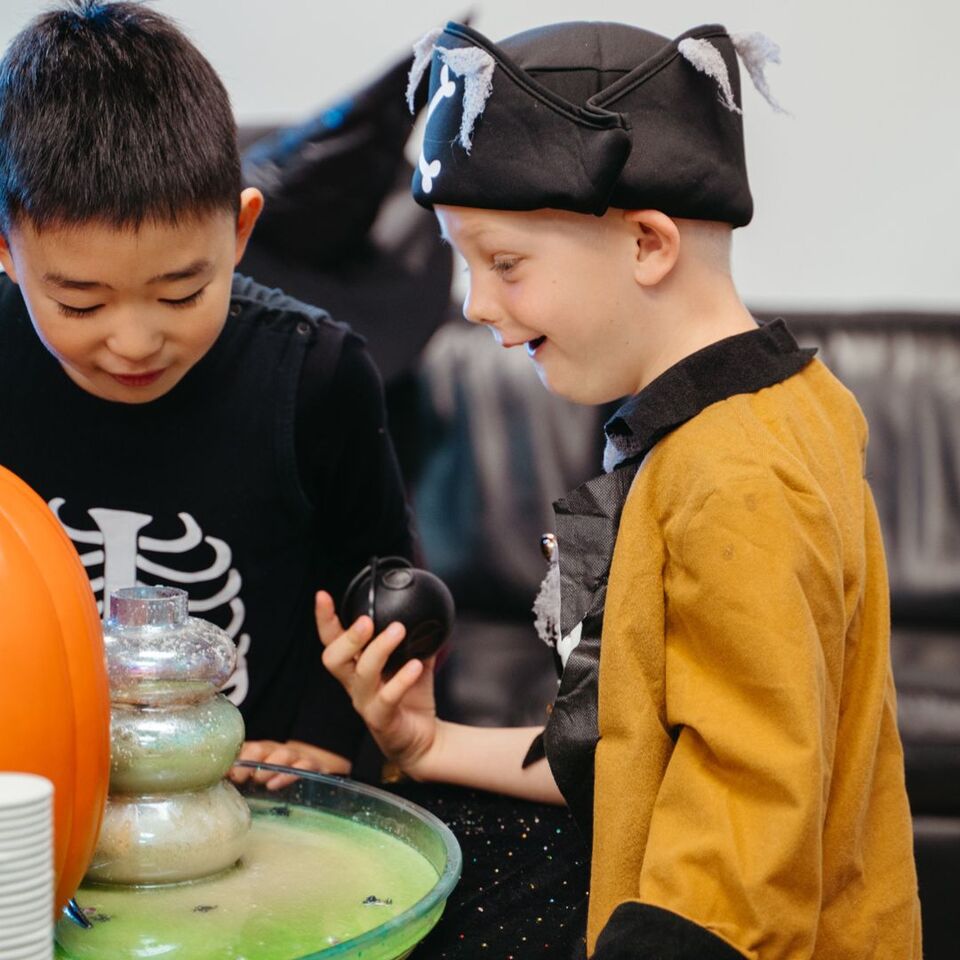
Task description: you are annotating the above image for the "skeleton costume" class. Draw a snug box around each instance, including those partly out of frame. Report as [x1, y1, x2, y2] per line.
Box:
[0, 272, 412, 758]
[409, 21, 922, 959]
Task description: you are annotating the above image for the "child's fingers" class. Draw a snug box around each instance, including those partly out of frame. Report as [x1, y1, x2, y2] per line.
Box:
[266, 759, 314, 791]
[230, 740, 280, 784]
[365, 659, 424, 731]
[354, 622, 407, 682]
[315, 590, 345, 646]
[379, 659, 424, 708]
[320, 614, 376, 675]
[229, 762, 251, 784]
[249, 745, 298, 783]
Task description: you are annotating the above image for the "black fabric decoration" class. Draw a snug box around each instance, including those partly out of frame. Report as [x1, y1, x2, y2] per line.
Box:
[593, 902, 748, 959]
[410, 21, 754, 224]
[243, 54, 419, 265]
[238, 53, 452, 383]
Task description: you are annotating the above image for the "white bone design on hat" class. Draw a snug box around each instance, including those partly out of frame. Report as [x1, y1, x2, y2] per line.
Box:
[678, 31, 787, 115]
[417, 64, 457, 194]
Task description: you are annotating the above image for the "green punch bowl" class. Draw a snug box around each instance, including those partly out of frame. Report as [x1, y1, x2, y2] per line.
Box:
[55, 763, 462, 960]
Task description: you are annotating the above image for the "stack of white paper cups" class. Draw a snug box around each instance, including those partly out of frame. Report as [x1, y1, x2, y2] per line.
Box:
[0, 773, 54, 959]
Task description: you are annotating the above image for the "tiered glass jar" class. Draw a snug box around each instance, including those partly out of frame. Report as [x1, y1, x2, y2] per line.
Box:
[86, 586, 250, 885]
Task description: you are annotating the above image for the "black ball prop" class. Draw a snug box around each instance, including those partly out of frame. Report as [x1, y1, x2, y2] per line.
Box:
[340, 557, 455, 676]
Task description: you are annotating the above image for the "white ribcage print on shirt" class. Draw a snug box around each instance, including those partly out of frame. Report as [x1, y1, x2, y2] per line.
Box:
[48, 499, 250, 705]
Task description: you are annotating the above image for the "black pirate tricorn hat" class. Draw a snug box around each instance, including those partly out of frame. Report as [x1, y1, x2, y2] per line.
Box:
[407, 21, 784, 224]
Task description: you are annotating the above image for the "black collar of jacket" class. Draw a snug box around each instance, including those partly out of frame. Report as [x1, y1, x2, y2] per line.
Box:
[553, 318, 814, 641]
[603, 319, 816, 473]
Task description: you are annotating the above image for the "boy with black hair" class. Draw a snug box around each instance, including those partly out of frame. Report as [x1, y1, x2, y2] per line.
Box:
[318, 19, 922, 959]
[0, 1, 412, 781]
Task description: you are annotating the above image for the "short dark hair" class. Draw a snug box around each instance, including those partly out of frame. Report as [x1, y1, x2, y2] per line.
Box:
[0, 1, 240, 233]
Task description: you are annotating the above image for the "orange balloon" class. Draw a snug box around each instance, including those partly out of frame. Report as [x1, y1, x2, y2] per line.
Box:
[0, 465, 110, 919]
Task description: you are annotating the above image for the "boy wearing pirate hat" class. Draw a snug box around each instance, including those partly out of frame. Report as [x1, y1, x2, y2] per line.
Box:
[319, 19, 922, 959]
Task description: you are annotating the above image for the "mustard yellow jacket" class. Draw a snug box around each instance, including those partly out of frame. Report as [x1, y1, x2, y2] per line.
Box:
[590, 357, 922, 958]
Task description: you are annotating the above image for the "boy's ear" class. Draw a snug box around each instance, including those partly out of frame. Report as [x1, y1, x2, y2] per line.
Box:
[0, 232, 18, 283]
[623, 209, 680, 287]
[233, 188, 264, 266]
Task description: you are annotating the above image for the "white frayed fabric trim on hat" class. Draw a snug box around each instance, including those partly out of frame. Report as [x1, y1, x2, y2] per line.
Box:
[732, 32, 788, 114]
[678, 37, 741, 114]
[437, 46, 496, 152]
[406, 27, 444, 113]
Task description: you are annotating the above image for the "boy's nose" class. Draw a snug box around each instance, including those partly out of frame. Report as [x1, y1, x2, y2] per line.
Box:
[461, 282, 496, 327]
[461, 290, 481, 325]
[106, 320, 163, 364]
[461, 301, 478, 325]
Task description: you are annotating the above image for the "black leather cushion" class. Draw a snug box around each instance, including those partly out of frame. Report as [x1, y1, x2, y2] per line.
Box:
[764, 312, 960, 627]
[913, 816, 960, 960]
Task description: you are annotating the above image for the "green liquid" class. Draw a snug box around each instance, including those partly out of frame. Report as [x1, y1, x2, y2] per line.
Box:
[56, 801, 440, 960]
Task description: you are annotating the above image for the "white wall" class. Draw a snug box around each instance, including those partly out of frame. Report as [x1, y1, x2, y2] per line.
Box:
[1, 0, 958, 311]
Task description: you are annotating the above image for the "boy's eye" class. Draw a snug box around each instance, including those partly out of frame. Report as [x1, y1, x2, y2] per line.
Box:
[491, 258, 519, 276]
[54, 286, 207, 317]
[160, 286, 207, 309]
[55, 302, 101, 318]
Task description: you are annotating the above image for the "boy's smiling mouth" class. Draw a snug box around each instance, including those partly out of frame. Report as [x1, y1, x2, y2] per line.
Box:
[526, 336, 546, 356]
[109, 369, 166, 388]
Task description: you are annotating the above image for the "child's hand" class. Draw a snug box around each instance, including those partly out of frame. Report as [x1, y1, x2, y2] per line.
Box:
[230, 739, 351, 791]
[316, 590, 438, 778]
